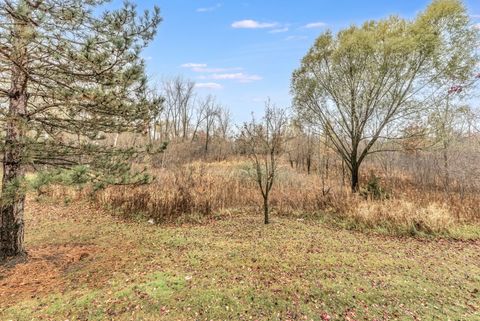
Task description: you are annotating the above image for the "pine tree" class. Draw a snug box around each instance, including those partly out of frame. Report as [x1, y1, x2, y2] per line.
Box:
[0, 0, 161, 260]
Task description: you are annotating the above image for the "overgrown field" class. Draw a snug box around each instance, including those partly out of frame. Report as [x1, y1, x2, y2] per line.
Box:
[1, 198, 479, 320]
[45, 160, 479, 239]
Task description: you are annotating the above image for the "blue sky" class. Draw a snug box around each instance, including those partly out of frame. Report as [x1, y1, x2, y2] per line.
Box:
[120, 1, 480, 122]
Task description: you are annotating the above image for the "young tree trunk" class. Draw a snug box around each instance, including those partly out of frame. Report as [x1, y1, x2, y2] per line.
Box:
[325, 156, 329, 180]
[442, 141, 449, 190]
[204, 127, 210, 156]
[1, 49, 28, 260]
[263, 196, 269, 225]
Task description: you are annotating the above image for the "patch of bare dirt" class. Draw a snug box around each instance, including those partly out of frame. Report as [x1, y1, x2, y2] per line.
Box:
[0, 244, 97, 305]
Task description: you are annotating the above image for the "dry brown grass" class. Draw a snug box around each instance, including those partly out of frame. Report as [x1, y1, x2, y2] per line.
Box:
[373, 173, 480, 223]
[39, 159, 480, 238]
[93, 161, 344, 223]
[345, 200, 455, 234]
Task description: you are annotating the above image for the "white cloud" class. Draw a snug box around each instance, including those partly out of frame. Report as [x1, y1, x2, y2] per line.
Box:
[471, 14, 480, 19]
[181, 63, 207, 68]
[232, 19, 278, 29]
[195, 82, 223, 90]
[269, 27, 289, 33]
[474, 23, 480, 30]
[285, 35, 308, 41]
[194, 67, 242, 73]
[193, 67, 222, 73]
[181, 63, 242, 73]
[183, 64, 261, 83]
[303, 22, 327, 29]
[197, 3, 222, 13]
[208, 72, 262, 83]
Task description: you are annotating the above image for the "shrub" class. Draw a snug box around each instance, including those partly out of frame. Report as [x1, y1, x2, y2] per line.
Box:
[360, 173, 389, 200]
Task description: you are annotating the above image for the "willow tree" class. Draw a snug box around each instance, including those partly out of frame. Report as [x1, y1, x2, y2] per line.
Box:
[292, 0, 478, 192]
[0, 0, 161, 260]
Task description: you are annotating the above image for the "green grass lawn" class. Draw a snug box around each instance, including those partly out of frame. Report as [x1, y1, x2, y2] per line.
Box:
[1, 198, 479, 320]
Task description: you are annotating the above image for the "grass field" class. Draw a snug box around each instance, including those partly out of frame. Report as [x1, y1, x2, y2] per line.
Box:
[1, 198, 479, 320]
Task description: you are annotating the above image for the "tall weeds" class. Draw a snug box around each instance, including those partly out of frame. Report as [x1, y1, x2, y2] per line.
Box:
[39, 159, 480, 237]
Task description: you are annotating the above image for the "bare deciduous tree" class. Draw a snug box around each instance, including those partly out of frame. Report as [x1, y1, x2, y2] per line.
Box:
[162, 77, 195, 141]
[429, 88, 475, 190]
[239, 101, 288, 224]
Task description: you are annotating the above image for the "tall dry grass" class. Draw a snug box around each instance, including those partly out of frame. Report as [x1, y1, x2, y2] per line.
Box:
[39, 158, 480, 237]
[93, 161, 347, 223]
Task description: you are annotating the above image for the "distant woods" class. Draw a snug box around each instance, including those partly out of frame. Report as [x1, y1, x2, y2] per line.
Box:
[139, 76, 233, 165]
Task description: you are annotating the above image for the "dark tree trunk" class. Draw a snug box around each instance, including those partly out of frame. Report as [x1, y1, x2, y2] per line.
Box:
[1, 110, 27, 259]
[1, 16, 28, 261]
[350, 163, 360, 193]
[263, 197, 269, 224]
[1, 74, 28, 260]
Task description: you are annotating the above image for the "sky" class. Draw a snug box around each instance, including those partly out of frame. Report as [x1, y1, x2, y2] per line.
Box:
[113, 0, 480, 122]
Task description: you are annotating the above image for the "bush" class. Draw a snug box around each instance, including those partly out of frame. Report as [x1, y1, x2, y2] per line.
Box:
[360, 173, 389, 200]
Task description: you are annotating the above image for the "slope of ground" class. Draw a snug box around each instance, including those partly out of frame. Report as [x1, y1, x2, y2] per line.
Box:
[1, 198, 479, 320]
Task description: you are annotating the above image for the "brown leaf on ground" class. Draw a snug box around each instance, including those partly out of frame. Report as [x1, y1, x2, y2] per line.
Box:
[0, 244, 97, 304]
